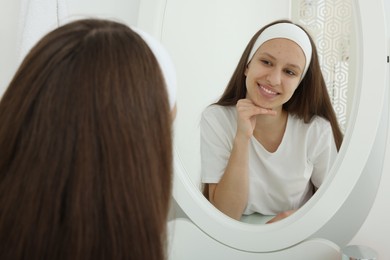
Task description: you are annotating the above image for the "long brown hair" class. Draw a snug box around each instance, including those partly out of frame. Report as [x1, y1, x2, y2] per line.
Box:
[0, 19, 172, 260]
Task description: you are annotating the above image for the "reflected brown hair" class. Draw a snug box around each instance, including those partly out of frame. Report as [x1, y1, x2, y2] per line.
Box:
[0, 19, 172, 260]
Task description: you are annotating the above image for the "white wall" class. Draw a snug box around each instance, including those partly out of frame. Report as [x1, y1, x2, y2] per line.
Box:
[0, 0, 140, 97]
[0, 0, 21, 97]
[66, 0, 139, 24]
[348, 1, 390, 259]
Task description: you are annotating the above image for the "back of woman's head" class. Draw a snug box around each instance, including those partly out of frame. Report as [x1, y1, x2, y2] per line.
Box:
[0, 19, 172, 260]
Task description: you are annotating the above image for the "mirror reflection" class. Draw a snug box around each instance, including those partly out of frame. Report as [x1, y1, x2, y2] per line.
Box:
[200, 20, 343, 223]
[166, 0, 354, 224]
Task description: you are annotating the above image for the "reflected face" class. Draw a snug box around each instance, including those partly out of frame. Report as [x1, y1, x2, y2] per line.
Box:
[244, 38, 305, 112]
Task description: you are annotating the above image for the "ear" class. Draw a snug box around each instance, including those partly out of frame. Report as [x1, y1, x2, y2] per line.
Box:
[244, 64, 249, 76]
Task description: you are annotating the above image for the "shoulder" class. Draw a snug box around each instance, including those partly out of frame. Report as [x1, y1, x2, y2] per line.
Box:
[289, 114, 331, 131]
[201, 105, 236, 121]
[288, 114, 333, 142]
[200, 105, 237, 140]
[308, 116, 332, 133]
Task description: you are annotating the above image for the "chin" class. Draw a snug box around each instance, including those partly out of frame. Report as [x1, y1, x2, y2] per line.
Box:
[255, 101, 273, 110]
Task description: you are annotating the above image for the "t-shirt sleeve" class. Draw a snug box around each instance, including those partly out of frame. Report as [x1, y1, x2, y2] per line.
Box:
[309, 120, 338, 188]
[200, 106, 234, 183]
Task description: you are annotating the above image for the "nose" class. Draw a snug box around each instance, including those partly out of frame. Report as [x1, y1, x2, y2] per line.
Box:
[266, 68, 282, 86]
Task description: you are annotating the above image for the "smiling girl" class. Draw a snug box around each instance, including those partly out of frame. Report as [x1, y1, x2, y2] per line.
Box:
[201, 20, 343, 223]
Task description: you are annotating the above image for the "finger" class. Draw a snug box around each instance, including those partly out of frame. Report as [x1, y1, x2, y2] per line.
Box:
[237, 99, 277, 116]
[251, 106, 277, 116]
[236, 98, 260, 107]
[266, 216, 279, 224]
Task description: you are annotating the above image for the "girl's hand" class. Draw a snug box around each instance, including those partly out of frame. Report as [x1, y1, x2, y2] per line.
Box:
[235, 99, 276, 139]
[266, 209, 297, 224]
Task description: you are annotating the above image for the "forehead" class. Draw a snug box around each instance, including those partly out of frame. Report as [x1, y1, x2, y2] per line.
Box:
[257, 38, 306, 65]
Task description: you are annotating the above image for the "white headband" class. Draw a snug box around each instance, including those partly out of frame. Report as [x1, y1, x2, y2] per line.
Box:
[247, 23, 312, 79]
[131, 27, 177, 110]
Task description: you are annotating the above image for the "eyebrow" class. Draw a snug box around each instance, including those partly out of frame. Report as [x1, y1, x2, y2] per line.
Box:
[260, 52, 303, 72]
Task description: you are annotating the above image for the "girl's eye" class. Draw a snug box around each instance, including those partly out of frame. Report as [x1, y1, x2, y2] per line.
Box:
[261, 60, 271, 66]
[285, 69, 297, 76]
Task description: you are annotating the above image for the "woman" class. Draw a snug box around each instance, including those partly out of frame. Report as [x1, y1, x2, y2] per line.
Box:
[201, 20, 343, 223]
[0, 18, 176, 259]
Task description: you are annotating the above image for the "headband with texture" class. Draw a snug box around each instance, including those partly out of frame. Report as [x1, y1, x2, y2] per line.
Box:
[247, 23, 312, 79]
[131, 27, 177, 109]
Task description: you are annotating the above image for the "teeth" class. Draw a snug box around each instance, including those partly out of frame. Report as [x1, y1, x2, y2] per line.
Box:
[260, 85, 277, 95]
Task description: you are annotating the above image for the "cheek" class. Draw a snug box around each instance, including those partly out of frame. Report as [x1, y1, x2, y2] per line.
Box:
[289, 84, 300, 97]
[287, 79, 300, 92]
[283, 82, 300, 98]
[244, 66, 248, 76]
[245, 76, 250, 92]
[244, 77, 253, 99]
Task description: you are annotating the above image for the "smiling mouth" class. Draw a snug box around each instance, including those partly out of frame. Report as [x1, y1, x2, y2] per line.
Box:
[258, 84, 279, 95]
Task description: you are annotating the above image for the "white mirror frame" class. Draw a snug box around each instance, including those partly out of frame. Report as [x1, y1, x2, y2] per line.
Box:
[138, 0, 388, 252]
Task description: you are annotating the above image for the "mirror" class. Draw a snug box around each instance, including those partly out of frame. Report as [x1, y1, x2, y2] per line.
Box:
[138, 0, 388, 252]
[164, 2, 357, 225]
[165, 0, 356, 195]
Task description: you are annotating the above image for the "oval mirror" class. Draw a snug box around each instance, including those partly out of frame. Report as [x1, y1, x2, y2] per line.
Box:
[138, 0, 388, 252]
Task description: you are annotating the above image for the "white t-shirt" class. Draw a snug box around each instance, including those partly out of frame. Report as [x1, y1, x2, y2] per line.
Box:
[200, 105, 338, 215]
